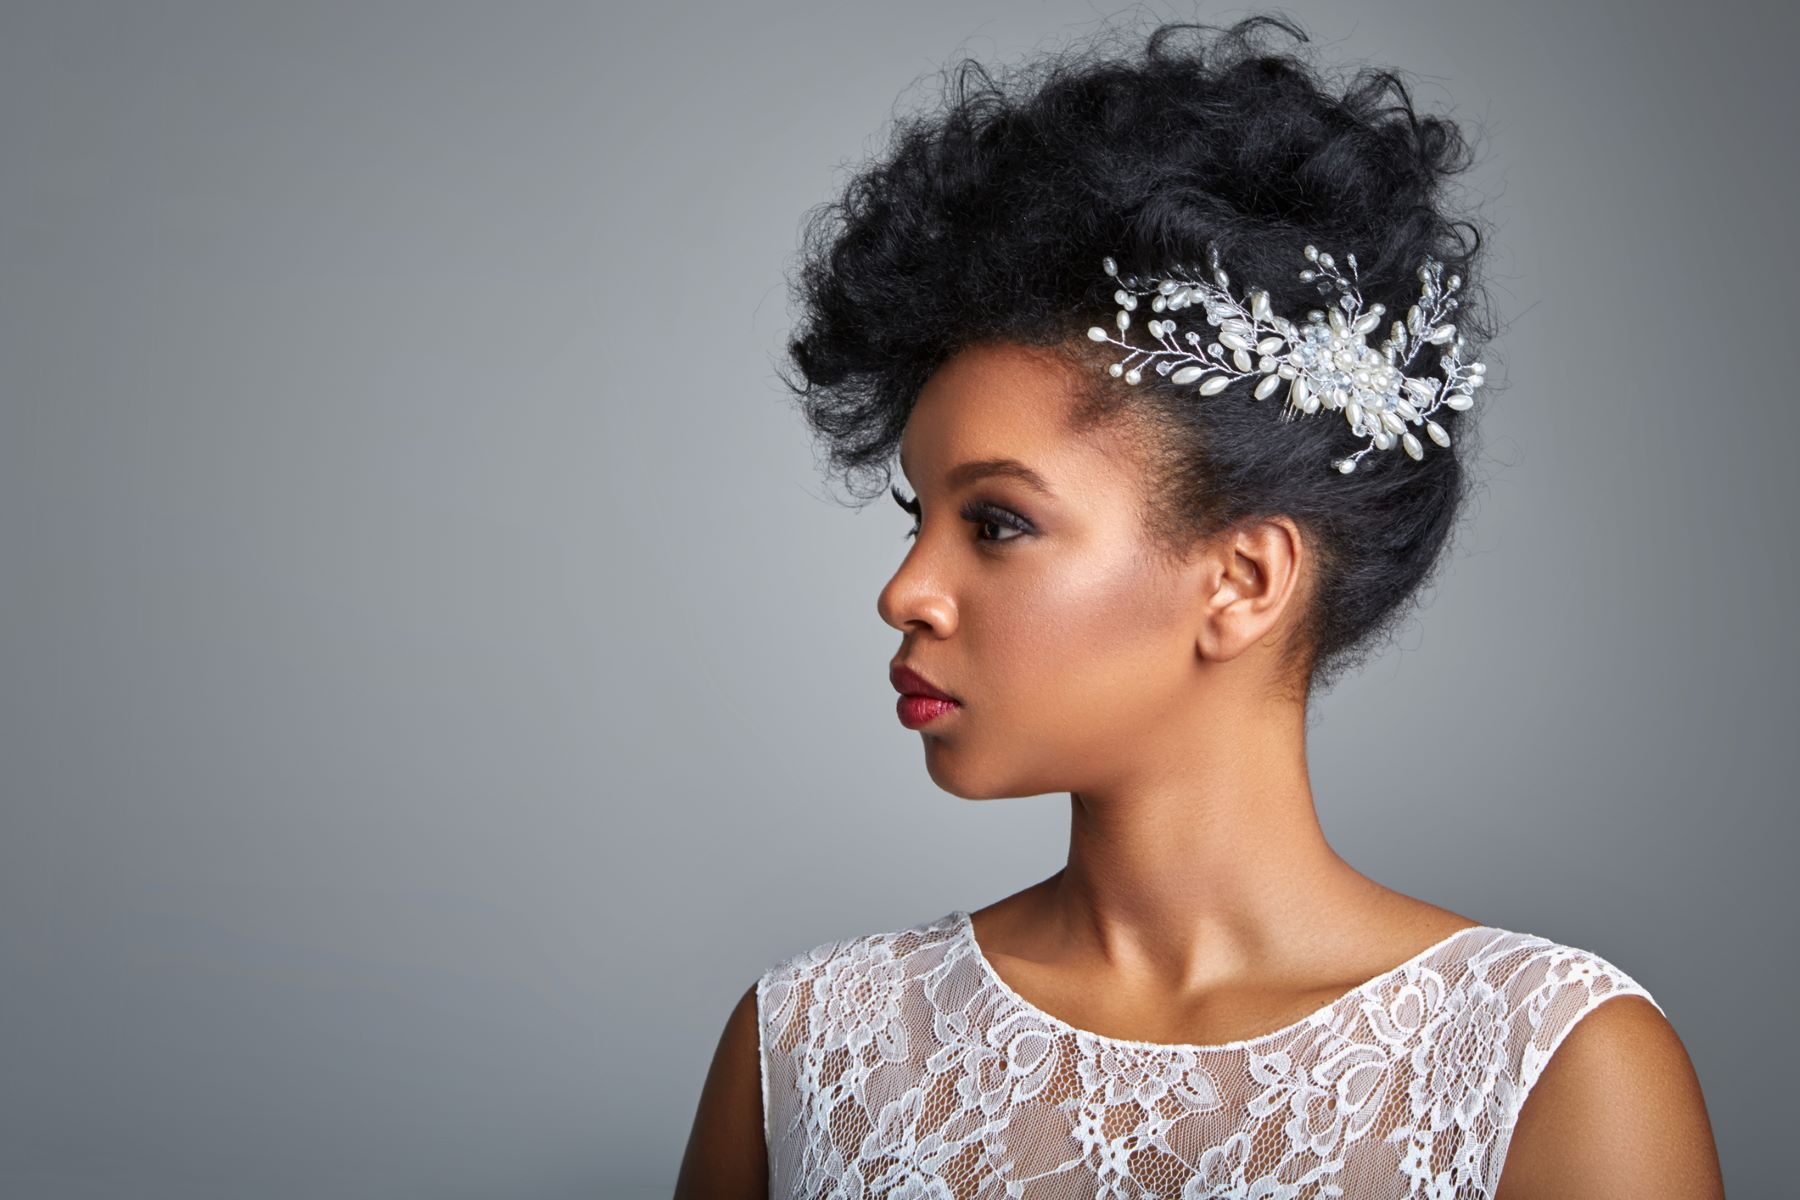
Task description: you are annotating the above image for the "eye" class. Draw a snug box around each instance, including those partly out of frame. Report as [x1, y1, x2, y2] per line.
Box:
[891, 484, 1031, 546]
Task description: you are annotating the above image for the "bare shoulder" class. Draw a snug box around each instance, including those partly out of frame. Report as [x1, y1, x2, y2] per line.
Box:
[673, 981, 767, 1200]
[1494, 993, 1723, 1199]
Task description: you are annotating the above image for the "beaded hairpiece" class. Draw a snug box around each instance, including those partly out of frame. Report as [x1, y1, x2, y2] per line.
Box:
[1084, 242, 1486, 474]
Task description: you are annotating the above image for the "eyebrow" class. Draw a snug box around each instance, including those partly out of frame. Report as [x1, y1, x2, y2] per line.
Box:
[898, 455, 1057, 498]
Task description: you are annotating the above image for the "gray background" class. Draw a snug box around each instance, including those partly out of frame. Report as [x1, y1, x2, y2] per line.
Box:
[0, 1, 1791, 1196]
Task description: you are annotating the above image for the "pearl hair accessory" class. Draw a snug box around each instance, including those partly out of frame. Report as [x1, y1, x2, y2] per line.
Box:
[1084, 242, 1486, 473]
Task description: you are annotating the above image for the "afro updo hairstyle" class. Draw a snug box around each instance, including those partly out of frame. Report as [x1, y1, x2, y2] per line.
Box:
[776, 14, 1503, 703]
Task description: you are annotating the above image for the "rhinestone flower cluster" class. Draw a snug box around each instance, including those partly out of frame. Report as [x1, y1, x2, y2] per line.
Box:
[1085, 242, 1486, 473]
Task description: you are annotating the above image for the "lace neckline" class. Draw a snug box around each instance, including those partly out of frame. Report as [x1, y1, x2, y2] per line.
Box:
[950, 908, 1493, 1055]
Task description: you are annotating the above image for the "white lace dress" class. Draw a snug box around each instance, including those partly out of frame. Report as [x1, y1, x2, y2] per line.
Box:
[756, 910, 1661, 1199]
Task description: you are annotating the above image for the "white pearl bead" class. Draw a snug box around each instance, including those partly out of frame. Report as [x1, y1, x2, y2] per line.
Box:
[1085, 245, 1486, 475]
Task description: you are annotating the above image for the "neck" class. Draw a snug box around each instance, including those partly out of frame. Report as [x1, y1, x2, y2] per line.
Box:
[1042, 699, 1386, 989]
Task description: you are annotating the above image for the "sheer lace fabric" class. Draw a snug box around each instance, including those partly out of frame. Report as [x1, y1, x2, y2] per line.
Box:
[756, 910, 1660, 1199]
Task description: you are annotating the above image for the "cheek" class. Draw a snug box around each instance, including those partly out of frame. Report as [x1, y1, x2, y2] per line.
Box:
[980, 547, 1192, 715]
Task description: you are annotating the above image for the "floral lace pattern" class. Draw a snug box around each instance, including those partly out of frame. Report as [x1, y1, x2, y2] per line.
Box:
[756, 911, 1661, 1199]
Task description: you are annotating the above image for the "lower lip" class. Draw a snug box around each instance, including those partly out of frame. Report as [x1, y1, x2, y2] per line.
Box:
[897, 695, 960, 728]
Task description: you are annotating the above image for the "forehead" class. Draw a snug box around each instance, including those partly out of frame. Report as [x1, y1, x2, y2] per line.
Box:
[898, 341, 1096, 482]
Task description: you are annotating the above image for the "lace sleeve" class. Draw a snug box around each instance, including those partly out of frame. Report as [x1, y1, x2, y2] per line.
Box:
[1484, 943, 1664, 1192]
[755, 967, 770, 1161]
[754, 944, 818, 1187]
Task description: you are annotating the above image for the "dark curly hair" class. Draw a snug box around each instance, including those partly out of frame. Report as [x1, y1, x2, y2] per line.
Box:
[776, 14, 1504, 700]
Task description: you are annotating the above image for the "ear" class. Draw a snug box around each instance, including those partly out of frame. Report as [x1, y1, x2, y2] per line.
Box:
[1192, 516, 1305, 664]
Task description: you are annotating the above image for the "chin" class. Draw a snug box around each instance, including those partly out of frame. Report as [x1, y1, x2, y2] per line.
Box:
[922, 744, 1064, 802]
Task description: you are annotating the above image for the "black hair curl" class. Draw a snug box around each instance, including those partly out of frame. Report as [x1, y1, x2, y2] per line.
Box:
[775, 14, 1505, 700]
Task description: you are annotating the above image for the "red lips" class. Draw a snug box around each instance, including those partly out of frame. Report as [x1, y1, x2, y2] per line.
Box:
[890, 663, 958, 702]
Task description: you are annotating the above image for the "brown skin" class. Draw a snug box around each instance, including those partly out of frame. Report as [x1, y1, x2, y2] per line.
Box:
[672, 983, 764, 1199]
[1491, 994, 1723, 1198]
[674, 339, 1723, 1197]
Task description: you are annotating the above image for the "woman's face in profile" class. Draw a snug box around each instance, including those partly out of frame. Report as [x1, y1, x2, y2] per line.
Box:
[880, 339, 1215, 800]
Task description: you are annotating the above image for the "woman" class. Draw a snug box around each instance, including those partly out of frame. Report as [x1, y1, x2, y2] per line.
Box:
[677, 15, 1722, 1198]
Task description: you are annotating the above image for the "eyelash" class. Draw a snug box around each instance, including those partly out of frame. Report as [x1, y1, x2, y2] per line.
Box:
[891, 484, 1032, 547]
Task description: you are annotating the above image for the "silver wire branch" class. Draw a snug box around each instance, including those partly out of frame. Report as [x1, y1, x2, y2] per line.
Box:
[1085, 241, 1487, 474]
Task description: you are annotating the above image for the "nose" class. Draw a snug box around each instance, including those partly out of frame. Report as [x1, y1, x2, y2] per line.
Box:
[877, 553, 956, 636]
